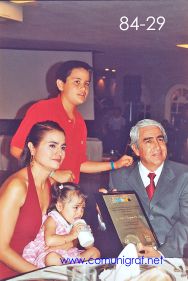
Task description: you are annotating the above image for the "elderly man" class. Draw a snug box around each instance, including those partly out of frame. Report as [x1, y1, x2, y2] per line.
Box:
[109, 119, 188, 257]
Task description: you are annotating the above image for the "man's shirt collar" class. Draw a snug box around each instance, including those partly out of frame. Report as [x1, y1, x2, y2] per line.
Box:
[138, 161, 164, 187]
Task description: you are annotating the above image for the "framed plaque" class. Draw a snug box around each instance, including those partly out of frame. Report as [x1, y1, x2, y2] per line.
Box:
[95, 191, 159, 249]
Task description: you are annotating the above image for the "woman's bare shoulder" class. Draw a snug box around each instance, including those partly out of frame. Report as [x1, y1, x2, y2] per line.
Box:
[0, 167, 28, 199]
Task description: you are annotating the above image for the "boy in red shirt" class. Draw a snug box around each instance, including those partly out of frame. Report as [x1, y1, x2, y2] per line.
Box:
[11, 60, 133, 183]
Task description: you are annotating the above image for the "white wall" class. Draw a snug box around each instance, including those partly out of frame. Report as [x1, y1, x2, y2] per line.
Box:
[0, 49, 94, 120]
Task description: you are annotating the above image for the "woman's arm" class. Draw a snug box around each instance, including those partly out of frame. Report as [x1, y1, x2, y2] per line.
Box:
[0, 177, 37, 273]
[48, 170, 75, 183]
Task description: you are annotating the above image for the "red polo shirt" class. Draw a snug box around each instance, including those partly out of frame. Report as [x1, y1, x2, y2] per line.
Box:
[11, 95, 87, 183]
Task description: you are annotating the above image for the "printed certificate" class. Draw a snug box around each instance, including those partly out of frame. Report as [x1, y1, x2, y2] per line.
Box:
[96, 192, 158, 248]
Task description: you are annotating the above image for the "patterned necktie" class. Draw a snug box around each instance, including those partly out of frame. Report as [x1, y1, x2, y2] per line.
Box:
[146, 173, 156, 200]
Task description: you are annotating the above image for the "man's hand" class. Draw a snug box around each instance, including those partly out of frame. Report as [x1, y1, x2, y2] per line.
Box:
[51, 170, 75, 183]
[98, 188, 108, 193]
[114, 155, 133, 169]
[98, 187, 117, 193]
[137, 243, 161, 258]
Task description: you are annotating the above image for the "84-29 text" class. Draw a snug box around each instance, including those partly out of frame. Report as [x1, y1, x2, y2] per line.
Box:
[119, 16, 165, 31]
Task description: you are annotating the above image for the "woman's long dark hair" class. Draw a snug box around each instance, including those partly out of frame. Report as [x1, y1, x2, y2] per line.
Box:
[47, 182, 86, 214]
[20, 120, 65, 167]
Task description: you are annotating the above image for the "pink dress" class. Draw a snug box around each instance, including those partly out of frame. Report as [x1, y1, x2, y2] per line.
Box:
[23, 210, 82, 268]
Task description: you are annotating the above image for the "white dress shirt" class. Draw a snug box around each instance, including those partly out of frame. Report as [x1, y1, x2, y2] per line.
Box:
[138, 161, 164, 188]
[138, 161, 165, 257]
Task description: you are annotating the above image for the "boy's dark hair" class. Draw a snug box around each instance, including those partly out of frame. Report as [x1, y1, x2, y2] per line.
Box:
[20, 120, 65, 167]
[47, 182, 86, 214]
[56, 60, 93, 82]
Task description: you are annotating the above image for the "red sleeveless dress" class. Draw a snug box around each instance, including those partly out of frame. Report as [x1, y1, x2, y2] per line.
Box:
[0, 166, 44, 280]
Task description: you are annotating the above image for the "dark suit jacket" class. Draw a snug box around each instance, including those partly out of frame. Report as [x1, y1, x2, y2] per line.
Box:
[109, 160, 188, 257]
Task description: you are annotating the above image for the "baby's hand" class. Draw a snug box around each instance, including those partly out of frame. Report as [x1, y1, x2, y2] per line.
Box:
[70, 222, 85, 239]
[114, 155, 133, 169]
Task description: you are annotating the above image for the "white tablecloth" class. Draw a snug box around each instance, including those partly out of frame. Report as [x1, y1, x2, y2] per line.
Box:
[86, 138, 103, 161]
[6, 258, 187, 281]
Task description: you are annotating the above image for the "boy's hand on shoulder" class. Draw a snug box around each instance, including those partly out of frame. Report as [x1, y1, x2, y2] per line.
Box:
[115, 155, 133, 169]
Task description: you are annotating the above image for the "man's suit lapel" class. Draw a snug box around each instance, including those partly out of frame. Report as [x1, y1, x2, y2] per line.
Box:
[150, 160, 175, 206]
[126, 161, 175, 210]
[127, 164, 149, 204]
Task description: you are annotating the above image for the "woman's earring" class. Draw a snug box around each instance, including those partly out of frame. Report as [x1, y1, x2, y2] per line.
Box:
[30, 155, 34, 166]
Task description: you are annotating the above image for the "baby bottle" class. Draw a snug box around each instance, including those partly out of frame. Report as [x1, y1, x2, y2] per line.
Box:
[74, 219, 94, 247]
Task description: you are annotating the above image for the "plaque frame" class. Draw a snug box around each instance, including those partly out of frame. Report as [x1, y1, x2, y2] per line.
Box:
[95, 191, 159, 249]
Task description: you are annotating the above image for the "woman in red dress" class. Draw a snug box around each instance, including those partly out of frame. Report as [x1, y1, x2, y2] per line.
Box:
[0, 120, 67, 279]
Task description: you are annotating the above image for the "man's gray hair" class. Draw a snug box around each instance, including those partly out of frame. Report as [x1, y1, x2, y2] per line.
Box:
[130, 119, 168, 148]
